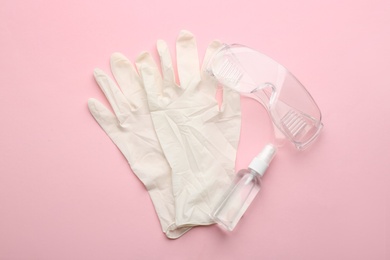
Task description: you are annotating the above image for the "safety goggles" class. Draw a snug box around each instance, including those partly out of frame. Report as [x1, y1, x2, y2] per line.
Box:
[206, 44, 323, 150]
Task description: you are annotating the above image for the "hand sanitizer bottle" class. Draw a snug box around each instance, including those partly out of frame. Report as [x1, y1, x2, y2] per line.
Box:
[211, 144, 277, 231]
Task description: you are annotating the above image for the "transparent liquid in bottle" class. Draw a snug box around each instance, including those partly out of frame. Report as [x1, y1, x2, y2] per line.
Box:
[212, 169, 261, 231]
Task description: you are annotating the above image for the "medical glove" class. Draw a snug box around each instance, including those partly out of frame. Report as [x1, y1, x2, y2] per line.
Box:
[136, 31, 241, 226]
[88, 53, 191, 239]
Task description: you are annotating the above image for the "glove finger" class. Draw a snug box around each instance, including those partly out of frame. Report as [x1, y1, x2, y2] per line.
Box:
[220, 86, 241, 118]
[157, 40, 176, 85]
[217, 87, 241, 148]
[135, 52, 163, 110]
[110, 52, 146, 112]
[88, 98, 134, 162]
[198, 40, 222, 98]
[88, 98, 120, 133]
[157, 39, 182, 101]
[201, 40, 222, 77]
[94, 68, 134, 127]
[176, 30, 201, 88]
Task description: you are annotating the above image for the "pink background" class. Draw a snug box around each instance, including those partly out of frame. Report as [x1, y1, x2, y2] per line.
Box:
[1, 0, 389, 259]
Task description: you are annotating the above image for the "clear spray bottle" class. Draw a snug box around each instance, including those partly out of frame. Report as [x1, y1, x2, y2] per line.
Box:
[211, 144, 277, 231]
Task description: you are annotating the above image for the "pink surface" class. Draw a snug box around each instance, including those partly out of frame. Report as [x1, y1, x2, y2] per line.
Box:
[1, 0, 389, 259]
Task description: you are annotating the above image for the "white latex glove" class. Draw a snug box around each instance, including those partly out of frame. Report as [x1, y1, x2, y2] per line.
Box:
[136, 31, 241, 226]
[88, 53, 191, 239]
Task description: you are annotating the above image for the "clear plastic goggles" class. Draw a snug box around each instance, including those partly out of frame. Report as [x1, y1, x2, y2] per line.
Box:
[206, 44, 323, 150]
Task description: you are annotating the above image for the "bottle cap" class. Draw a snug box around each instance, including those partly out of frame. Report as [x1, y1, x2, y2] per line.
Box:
[248, 144, 277, 176]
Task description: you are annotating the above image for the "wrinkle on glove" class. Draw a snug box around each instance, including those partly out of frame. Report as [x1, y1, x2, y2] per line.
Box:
[136, 30, 241, 226]
[88, 53, 191, 239]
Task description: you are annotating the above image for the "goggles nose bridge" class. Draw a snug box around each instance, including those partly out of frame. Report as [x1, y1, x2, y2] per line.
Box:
[251, 82, 278, 109]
